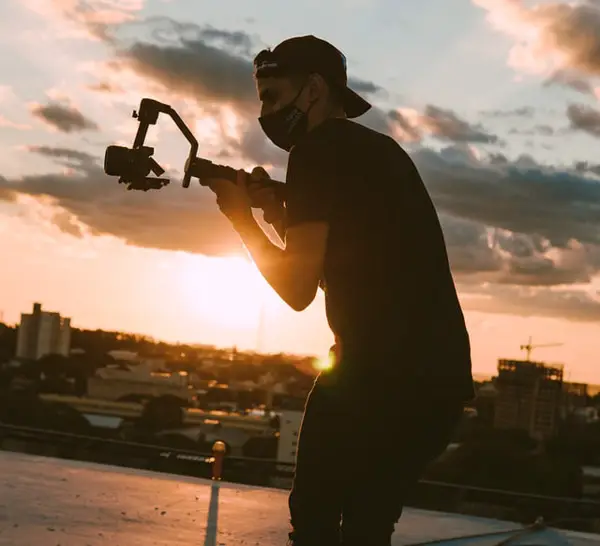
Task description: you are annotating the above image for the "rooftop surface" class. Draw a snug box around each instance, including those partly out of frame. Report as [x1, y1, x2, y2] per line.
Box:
[0, 450, 597, 545]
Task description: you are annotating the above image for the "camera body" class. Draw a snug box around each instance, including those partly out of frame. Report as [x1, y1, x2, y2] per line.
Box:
[104, 145, 169, 191]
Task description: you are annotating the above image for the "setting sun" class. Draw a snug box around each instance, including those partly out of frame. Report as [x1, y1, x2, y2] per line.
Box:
[176, 252, 280, 332]
[313, 351, 335, 372]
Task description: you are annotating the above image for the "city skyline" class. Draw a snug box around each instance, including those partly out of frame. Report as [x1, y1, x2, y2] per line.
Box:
[0, 0, 599, 382]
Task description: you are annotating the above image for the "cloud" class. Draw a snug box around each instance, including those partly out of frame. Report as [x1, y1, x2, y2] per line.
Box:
[544, 69, 598, 96]
[1, 143, 599, 294]
[347, 77, 386, 97]
[481, 106, 536, 118]
[0, 116, 30, 130]
[567, 103, 600, 137]
[29, 101, 99, 133]
[460, 282, 600, 322]
[26, 145, 99, 168]
[0, 146, 241, 255]
[509, 124, 554, 136]
[575, 160, 600, 176]
[474, 0, 600, 88]
[11, 8, 600, 322]
[104, 17, 502, 150]
[442, 215, 600, 287]
[414, 146, 600, 249]
[118, 26, 258, 109]
[87, 81, 124, 93]
[394, 105, 501, 144]
[30, 0, 146, 41]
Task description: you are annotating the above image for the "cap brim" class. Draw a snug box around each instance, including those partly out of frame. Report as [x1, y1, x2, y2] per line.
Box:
[343, 87, 371, 118]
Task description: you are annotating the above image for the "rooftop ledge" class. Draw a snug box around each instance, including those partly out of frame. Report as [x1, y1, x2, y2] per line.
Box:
[0, 450, 597, 545]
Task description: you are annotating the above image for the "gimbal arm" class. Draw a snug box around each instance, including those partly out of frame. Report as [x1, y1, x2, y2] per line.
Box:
[131, 98, 199, 188]
[127, 98, 286, 204]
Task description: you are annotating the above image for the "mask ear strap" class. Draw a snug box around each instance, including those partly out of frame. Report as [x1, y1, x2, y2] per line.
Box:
[297, 75, 321, 114]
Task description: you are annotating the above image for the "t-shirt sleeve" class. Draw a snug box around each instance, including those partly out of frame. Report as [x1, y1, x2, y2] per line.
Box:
[285, 137, 337, 228]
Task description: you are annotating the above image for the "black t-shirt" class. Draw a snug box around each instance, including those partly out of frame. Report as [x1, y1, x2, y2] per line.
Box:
[285, 118, 474, 401]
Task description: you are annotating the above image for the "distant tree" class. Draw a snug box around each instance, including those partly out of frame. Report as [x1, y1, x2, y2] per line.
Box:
[425, 428, 582, 497]
[0, 323, 17, 360]
[37, 354, 76, 395]
[549, 418, 600, 466]
[136, 395, 186, 434]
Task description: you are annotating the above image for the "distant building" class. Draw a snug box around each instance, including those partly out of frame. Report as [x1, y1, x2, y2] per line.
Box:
[493, 358, 563, 440]
[87, 360, 193, 403]
[562, 382, 589, 417]
[473, 381, 497, 428]
[277, 409, 303, 464]
[16, 303, 71, 360]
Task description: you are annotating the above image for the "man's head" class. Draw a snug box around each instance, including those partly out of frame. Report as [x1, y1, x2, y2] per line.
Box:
[252, 35, 371, 151]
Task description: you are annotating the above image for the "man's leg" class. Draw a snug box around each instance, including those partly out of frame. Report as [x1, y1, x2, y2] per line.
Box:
[288, 375, 346, 545]
[340, 401, 463, 546]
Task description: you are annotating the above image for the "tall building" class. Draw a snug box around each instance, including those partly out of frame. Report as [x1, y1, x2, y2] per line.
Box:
[16, 303, 72, 360]
[493, 358, 563, 440]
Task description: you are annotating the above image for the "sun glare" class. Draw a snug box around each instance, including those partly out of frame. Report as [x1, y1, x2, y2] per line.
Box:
[313, 352, 335, 371]
[176, 253, 279, 331]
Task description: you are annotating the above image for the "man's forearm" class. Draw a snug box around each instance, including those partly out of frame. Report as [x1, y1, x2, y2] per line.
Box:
[263, 208, 286, 246]
[233, 216, 295, 306]
[270, 217, 287, 245]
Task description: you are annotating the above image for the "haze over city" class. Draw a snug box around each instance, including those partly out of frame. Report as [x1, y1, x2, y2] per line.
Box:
[0, 0, 599, 382]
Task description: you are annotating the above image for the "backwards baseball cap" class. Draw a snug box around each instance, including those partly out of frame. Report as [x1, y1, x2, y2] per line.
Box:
[253, 35, 371, 119]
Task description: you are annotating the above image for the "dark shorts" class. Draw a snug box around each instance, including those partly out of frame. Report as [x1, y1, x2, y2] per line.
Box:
[288, 369, 464, 546]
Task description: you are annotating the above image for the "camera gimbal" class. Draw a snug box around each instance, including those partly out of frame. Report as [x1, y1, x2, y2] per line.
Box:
[103, 98, 286, 205]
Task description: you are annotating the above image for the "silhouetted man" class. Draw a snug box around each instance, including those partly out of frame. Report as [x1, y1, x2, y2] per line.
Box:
[207, 35, 474, 546]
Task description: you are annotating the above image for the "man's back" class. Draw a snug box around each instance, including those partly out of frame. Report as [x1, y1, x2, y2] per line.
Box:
[286, 118, 474, 400]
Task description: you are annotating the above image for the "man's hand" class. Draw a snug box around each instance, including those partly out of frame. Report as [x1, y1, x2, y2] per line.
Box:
[247, 167, 285, 225]
[206, 170, 253, 226]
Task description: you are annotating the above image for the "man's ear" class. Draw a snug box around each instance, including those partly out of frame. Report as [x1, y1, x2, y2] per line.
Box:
[306, 73, 327, 103]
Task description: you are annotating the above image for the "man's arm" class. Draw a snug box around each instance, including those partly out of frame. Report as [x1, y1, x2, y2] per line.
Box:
[262, 208, 287, 246]
[233, 215, 328, 311]
[269, 216, 287, 244]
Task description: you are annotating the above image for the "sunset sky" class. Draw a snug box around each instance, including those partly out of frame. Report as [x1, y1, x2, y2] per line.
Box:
[1, 0, 599, 382]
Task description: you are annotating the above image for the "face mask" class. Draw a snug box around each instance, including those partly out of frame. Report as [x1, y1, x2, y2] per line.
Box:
[258, 85, 311, 152]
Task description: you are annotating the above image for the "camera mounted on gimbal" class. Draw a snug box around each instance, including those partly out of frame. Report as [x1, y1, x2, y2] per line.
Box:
[103, 98, 286, 203]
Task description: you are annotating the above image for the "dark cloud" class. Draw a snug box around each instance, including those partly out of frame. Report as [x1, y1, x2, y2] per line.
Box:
[1, 146, 240, 255]
[104, 17, 500, 150]
[544, 70, 596, 96]
[567, 103, 600, 137]
[121, 38, 257, 109]
[27, 146, 98, 168]
[29, 102, 99, 133]
[198, 25, 257, 56]
[414, 146, 600, 249]
[459, 283, 600, 323]
[509, 124, 555, 137]
[480, 107, 535, 118]
[347, 77, 385, 96]
[441, 215, 599, 287]
[530, 1, 600, 78]
[386, 106, 501, 145]
[575, 160, 600, 176]
[411, 105, 500, 144]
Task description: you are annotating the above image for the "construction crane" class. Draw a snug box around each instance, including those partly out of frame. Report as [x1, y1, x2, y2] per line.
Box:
[520, 336, 563, 361]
